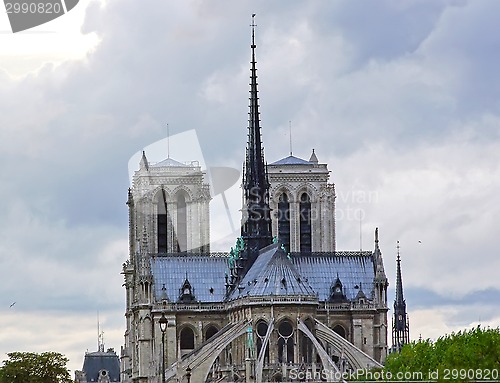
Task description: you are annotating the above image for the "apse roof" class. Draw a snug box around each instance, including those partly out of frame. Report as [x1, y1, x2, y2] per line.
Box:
[228, 244, 316, 300]
[271, 155, 311, 165]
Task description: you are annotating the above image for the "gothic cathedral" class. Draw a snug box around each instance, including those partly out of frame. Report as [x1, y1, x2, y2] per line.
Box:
[121, 19, 389, 383]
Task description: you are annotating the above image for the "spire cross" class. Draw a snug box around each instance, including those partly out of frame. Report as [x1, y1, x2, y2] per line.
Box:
[396, 240, 401, 260]
[166, 123, 170, 159]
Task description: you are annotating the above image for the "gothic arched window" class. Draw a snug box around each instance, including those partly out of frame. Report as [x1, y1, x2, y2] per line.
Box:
[299, 318, 314, 363]
[299, 193, 312, 252]
[180, 327, 195, 352]
[176, 193, 187, 252]
[255, 320, 270, 363]
[205, 325, 218, 341]
[333, 324, 346, 339]
[277, 193, 290, 252]
[157, 191, 169, 253]
[277, 319, 294, 364]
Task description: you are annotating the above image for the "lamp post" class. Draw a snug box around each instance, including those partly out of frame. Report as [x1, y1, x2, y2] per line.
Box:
[159, 313, 168, 383]
[185, 366, 192, 383]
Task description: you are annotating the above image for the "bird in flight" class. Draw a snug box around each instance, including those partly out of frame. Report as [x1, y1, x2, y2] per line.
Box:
[9, 302, 16, 308]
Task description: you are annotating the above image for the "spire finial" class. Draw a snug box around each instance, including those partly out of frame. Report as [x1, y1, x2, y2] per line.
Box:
[251, 14, 256, 49]
[309, 148, 318, 163]
[140, 150, 149, 171]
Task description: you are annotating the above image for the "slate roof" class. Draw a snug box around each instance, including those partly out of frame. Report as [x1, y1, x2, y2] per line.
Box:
[290, 252, 375, 300]
[151, 254, 228, 302]
[228, 244, 316, 300]
[150, 250, 376, 303]
[271, 155, 311, 165]
[82, 351, 120, 382]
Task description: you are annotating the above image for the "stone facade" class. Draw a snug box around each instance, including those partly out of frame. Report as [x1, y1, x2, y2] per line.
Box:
[120, 152, 388, 383]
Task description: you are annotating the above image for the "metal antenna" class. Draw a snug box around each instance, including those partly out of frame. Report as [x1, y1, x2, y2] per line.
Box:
[97, 310, 100, 352]
[289, 120, 293, 156]
[166, 123, 170, 159]
[359, 212, 362, 252]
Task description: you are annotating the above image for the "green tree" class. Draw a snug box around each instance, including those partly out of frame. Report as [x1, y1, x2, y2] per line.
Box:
[0, 351, 72, 383]
[383, 326, 500, 382]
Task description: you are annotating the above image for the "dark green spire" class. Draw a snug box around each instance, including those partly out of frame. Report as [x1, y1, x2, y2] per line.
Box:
[241, 14, 273, 267]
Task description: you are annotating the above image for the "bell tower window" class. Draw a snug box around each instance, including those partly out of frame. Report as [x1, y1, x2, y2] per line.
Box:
[176, 193, 187, 252]
[299, 193, 312, 252]
[157, 192, 169, 253]
[277, 193, 290, 252]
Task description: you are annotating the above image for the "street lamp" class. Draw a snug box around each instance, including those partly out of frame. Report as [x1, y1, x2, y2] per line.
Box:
[185, 366, 192, 383]
[159, 313, 168, 383]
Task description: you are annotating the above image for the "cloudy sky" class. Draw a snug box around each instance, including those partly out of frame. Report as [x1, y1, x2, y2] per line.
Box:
[1, 0, 499, 375]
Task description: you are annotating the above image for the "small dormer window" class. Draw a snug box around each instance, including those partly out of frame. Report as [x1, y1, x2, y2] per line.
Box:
[329, 276, 348, 302]
[178, 277, 195, 302]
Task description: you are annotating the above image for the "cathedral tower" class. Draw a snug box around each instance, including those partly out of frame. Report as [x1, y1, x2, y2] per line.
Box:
[267, 149, 336, 252]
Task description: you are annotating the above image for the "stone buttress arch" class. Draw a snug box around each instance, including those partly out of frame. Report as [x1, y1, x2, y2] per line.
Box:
[164, 320, 250, 383]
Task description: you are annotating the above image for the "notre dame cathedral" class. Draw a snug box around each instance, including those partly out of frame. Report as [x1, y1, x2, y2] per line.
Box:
[120, 19, 389, 383]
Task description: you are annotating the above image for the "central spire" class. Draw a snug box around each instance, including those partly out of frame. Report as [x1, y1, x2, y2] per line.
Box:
[241, 14, 273, 266]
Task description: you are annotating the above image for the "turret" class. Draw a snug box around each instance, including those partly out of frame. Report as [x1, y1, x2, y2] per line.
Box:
[392, 242, 410, 352]
[373, 228, 388, 306]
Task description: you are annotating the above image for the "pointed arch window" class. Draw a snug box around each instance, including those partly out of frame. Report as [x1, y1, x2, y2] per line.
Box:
[277, 319, 294, 364]
[300, 318, 314, 363]
[255, 320, 269, 363]
[180, 327, 195, 355]
[157, 191, 169, 253]
[299, 193, 312, 252]
[205, 325, 218, 341]
[333, 324, 346, 339]
[277, 193, 290, 252]
[176, 193, 187, 252]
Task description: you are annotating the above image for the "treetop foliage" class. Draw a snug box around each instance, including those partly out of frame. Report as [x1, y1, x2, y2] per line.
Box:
[383, 326, 500, 382]
[0, 351, 72, 383]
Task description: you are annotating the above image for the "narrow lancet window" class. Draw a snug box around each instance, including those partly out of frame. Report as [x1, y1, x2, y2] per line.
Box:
[157, 192, 168, 253]
[278, 193, 290, 252]
[176, 193, 187, 252]
[299, 193, 312, 252]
